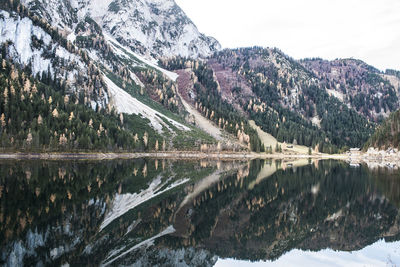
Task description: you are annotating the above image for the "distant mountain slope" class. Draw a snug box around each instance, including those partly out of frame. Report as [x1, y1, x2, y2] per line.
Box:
[214, 48, 375, 151]
[160, 58, 265, 152]
[301, 58, 400, 121]
[161, 47, 377, 153]
[364, 109, 400, 150]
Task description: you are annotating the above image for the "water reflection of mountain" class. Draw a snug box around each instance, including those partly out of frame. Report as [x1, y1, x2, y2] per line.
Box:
[0, 159, 399, 266]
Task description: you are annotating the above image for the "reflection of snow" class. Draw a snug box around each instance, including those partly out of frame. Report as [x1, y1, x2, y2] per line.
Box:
[100, 177, 189, 231]
[50, 246, 65, 260]
[311, 183, 320, 195]
[102, 226, 176, 266]
[325, 209, 343, 221]
[178, 170, 221, 209]
[104, 76, 189, 133]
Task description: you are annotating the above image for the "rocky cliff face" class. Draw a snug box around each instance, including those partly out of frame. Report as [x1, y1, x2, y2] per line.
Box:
[98, 0, 221, 59]
[20, 0, 221, 60]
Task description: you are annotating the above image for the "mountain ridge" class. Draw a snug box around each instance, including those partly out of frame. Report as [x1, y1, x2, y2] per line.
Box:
[1, 0, 400, 153]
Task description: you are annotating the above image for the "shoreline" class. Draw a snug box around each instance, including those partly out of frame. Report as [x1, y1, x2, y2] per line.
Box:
[0, 152, 397, 169]
[0, 151, 397, 162]
[0, 151, 348, 160]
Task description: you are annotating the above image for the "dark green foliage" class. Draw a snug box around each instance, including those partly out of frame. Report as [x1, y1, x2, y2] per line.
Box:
[161, 58, 264, 152]
[183, 160, 399, 261]
[213, 48, 375, 152]
[135, 69, 180, 113]
[108, 1, 120, 13]
[304, 85, 374, 148]
[302, 59, 399, 119]
[364, 109, 400, 150]
[248, 100, 329, 150]
[193, 63, 264, 152]
[347, 74, 398, 116]
[0, 60, 159, 152]
[386, 69, 400, 79]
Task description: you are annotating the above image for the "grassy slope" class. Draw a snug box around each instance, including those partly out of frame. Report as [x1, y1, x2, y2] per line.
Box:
[249, 120, 309, 154]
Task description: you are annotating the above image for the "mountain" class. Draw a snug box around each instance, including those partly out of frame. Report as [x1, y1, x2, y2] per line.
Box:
[0, 0, 229, 152]
[161, 48, 379, 152]
[160, 45, 400, 152]
[1, 0, 399, 154]
[20, 0, 221, 59]
[0, 8, 107, 108]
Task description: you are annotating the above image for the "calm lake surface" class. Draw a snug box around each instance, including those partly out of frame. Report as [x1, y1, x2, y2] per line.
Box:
[0, 159, 399, 266]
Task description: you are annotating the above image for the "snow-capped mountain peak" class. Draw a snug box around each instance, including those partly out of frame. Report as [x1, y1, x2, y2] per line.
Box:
[21, 0, 221, 59]
[91, 0, 221, 58]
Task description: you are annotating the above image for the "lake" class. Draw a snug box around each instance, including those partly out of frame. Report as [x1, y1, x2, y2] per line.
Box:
[0, 159, 399, 266]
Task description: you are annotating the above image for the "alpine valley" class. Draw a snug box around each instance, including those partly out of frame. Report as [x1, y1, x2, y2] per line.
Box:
[1, 0, 400, 154]
[2, 1, 400, 267]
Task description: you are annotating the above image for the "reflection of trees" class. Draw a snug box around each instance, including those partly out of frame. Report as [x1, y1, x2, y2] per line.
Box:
[371, 168, 400, 208]
[0, 160, 133, 246]
[83, 162, 235, 266]
[100, 160, 399, 265]
[2, 160, 399, 266]
[171, 160, 400, 261]
[0, 159, 210, 266]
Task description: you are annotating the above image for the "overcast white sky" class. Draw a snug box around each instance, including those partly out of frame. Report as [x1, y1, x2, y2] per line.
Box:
[175, 0, 400, 71]
[215, 240, 400, 267]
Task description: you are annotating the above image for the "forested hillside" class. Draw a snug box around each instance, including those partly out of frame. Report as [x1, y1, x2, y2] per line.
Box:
[1, 0, 399, 154]
[161, 47, 380, 153]
[0, 0, 221, 153]
[364, 110, 400, 150]
[212, 48, 375, 152]
[160, 58, 264, 152]
[301, 58, 400, 121]
[0, 59, 161, 152]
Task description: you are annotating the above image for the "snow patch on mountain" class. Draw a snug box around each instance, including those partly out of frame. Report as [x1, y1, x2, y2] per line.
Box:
[21, 0, 220, 59]
[67, 32, 76, 43]
[0, 11, 90, 87]
[21, 0, 72, 30]
[96, 0, 220, 59]
[88, 0, 114, 21]
[326, 88, 345, 102]
[104, 75, 189, 133]
[104, 34, 179, 81]
[0, 10, 111, 111]
[0, 11, 53, 76]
